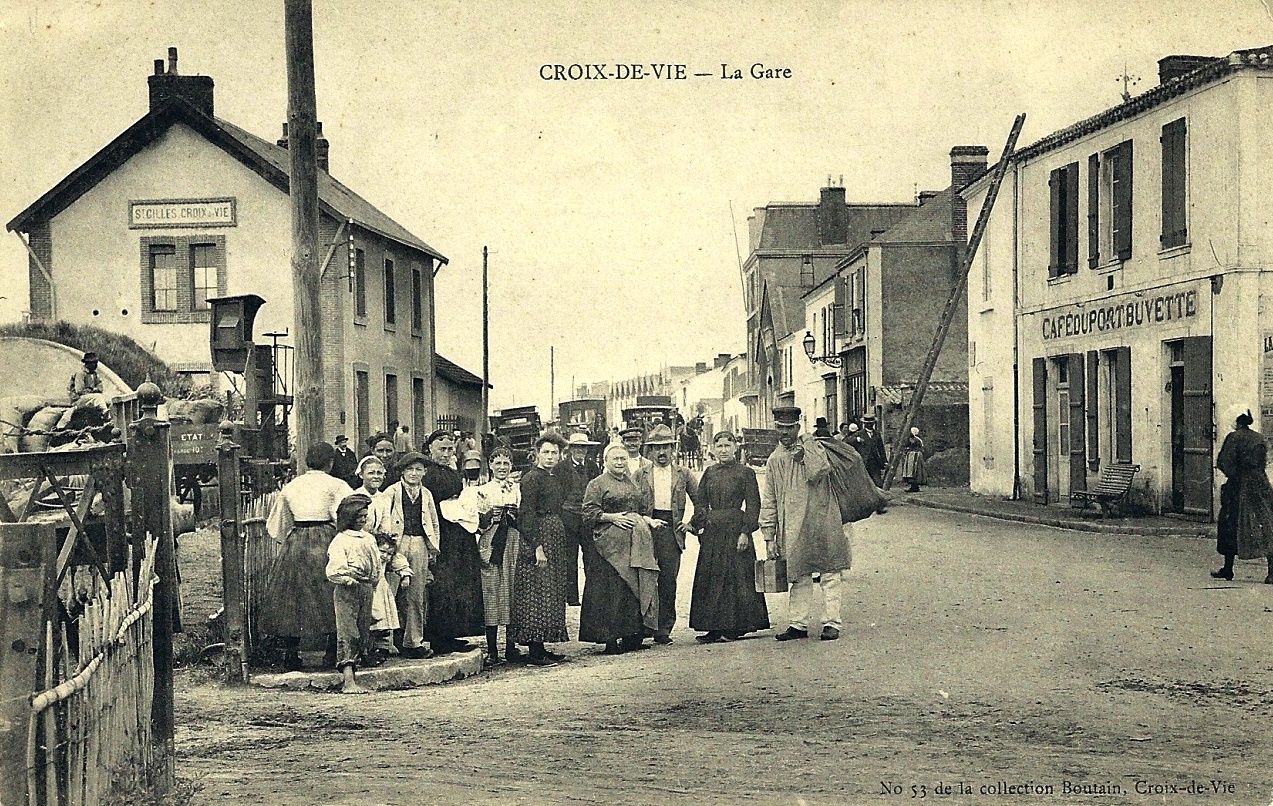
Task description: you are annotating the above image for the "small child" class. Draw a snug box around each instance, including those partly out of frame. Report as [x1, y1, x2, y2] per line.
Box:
[370, 532, 413, 660]
[325, 494, 380, 694]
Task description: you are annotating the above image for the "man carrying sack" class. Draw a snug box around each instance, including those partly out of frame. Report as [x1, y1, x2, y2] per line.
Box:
[760, 406, 885, 642]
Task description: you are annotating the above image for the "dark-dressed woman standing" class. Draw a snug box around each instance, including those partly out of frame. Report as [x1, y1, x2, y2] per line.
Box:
[581, 443, 662, 654]
[900, 427, 927, 493]
[689, 431, 770, 643]
[421, 430, 486, 653]
[1212, 405, 1273, 583]
[510, 434, 571, 665]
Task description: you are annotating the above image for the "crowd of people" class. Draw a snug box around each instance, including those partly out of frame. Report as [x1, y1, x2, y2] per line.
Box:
[257, 420, 788, 692]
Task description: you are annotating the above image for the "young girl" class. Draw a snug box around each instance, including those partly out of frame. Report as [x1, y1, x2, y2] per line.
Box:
[369, 532, 413, 660]
[325, 494, 380, 693]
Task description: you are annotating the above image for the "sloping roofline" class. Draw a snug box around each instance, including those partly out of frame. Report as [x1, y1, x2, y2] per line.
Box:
[435, 354, 490, 389]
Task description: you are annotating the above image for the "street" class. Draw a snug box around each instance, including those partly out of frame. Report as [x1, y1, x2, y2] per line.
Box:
[176, 504, 1273, 806]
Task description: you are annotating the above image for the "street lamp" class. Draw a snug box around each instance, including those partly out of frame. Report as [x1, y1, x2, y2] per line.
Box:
[802, 330, 842, 368]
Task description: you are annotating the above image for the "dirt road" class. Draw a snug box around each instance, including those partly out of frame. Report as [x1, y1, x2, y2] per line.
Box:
[176, 505, 1273, 805]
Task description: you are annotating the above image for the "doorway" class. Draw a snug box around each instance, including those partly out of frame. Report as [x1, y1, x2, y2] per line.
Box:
[1168, 337, 1213, 516]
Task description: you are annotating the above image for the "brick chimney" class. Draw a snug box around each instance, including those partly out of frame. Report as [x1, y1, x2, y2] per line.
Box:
[817, 185, 849, 245]
[148, 48, 214, 116]
[918, 190, 941, 206]
[950, 145, 989, 243]
[276, 121, 331, 173]
[714, 352, 731, 370]
[695, 361, 708, 374]
[1157, 55, 1216, 85]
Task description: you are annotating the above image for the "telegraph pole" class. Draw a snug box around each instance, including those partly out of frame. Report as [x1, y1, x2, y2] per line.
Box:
[285, 0, 323, 460]
[550, 346, 555, 418]
[482, 246, 490, 436]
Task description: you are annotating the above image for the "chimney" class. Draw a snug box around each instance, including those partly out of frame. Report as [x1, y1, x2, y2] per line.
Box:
[147, 47, 214, 116]
[714, 352, 731, 370]
[695, 362, 708, 374]
[277, 122, 331, 173]
[817, 185, 849, 245]
[1157, 54, 1216, 85]
[950, 145, 989, 244]
[918, 190, 941, 206]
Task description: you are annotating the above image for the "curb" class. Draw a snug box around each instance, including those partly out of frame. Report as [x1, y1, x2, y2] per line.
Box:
[250, 648, 484, 692]
[899, 495, 1213, 539]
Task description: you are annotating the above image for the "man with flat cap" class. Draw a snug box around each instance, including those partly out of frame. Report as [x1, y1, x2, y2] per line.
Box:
[619, 425, 652, 478]
[760, 406, 855, 642]
[634, 423, 699, 644]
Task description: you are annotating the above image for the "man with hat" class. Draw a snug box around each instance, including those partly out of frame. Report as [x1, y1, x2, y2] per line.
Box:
[331, 434, 360, 488]
[560, 432, 602, 606]
[859, 414, 888, 487]
[634, 423, 700, 644]
[68, 351, 105, 404]
[619, 425, 652, 477]
[760, 406, 854, 642]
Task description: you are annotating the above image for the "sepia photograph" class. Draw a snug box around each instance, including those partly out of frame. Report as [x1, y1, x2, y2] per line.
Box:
[1, 1, 1272, 803]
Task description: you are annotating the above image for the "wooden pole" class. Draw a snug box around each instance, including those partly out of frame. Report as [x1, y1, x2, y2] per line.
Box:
[882, 114, 1025, 490]
[285, 0, 324, 460]
[216, 438, 249, 683]
[482, 246, 490, 437]
[550, 346, 555, 419]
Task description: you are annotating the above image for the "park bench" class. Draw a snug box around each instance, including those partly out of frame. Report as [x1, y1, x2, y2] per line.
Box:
[1070, 462, 1140, 517]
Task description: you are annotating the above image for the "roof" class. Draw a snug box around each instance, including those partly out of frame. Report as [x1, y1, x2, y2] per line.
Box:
[1014, 44, 1273, 163]
[6, 98, 448, 264]
[754, 203, 916, 253]
[770, 283, 807, 337]
[870, 188, 955, 244]
[435, 354, 489, 389]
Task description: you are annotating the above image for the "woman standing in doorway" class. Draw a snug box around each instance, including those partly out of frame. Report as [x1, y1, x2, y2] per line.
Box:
[1212, 405, 1273, 583]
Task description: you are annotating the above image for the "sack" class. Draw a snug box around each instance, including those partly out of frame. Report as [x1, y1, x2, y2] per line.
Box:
[754, 558, 788, 593]
[821, 438, 886, 523]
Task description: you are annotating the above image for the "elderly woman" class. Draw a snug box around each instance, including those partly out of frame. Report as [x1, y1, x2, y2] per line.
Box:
[580, 442, 663, 655]
[1212, 405, 1273, 583]
[510, 434, 571, 666]
[460, 447, 522, 666]
[901, 427, 927, 493]
[373, 451, 440, 659]
[260, 442, 354, 670]
[373, 438, 401, 487]
[421, 430, 486, 654]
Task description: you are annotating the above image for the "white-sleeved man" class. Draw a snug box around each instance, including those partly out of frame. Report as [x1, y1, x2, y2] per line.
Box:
[759, 406, 853, 641]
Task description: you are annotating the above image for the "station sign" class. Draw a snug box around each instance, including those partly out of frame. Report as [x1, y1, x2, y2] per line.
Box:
[129, 197, 237, 228]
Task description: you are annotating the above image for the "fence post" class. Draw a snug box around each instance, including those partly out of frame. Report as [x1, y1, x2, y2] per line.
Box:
[0, 522, 55, 806]
[127, 383, 175, 782]
[216, 435, 249, 683]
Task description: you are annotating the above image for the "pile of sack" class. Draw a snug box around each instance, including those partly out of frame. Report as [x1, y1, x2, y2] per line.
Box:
[164, 398, 225, 425]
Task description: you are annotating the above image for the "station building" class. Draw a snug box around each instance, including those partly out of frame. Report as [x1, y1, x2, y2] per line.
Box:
[964, 46, 1273, 518]
[6, 49, 482, 450]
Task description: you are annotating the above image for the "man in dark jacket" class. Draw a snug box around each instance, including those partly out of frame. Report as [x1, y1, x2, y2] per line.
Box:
[331, 434, 360, 487]
[858, 415, 888, 487]
[560, 432, 602, 606]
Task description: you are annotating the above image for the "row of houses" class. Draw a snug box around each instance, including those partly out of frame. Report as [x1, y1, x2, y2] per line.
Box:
[6, 49, 487, 448]
[735, 44, 1273, 519]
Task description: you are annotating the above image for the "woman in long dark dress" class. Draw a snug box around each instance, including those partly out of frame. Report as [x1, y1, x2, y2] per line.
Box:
[1212, 406, 1273, 583]
[689, 431, 770, 643]
[420, 430, 486, 654]
[510, 434, 571, 665]
[581, 443, 662, 654]
[900, 427, 927, 493]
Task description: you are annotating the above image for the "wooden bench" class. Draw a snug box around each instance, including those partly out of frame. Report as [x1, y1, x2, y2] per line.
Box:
[1070, 462, 1140, 516]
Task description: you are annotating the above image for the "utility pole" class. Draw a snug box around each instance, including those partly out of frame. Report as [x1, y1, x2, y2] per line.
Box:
[550, 346, 555, 418]
[482, 246, 490, 437]
[882, 114, 1026, 490]
[285, 0, 323, 460]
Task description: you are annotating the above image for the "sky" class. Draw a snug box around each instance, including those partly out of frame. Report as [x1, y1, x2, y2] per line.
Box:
[1, 0, 1271, 413]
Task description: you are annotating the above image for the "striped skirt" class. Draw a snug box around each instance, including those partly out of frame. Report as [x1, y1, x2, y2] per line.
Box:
[480, 527, 520, 626]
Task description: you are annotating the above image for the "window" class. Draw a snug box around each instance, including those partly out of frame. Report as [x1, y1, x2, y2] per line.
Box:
[1161, 118, 1187, 249]
[1094, 141, 1134, 264]
[354, 249, 367, 318]
[413, 376, 427, 440]
[190, 244, 217, 309]
[385, 373, 399, 429]
[383, 257, 396, 325]
[1048, 162, 1080, 277]
[354, 369, 370, 449]
[800, 255, 814, 287]
[150, 245, 177, 311]
[411, 265, 423, 332]
[140, 235, 225, 323]
[823, 376, 837, 426]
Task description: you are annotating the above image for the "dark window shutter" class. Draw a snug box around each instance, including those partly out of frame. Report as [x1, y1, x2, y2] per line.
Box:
[1160, 119, 1187, 249]
[1087, 154, 1100, 268]
[1114, 346, 1132, 462]
[1114, 141, 1133, 261]
[1032, 357, 1049, 503]
[833, 276, 846, 335]
[1086, 350, 1099, 468]
[1069, 353, 1086, 493]
[1064, 163, 1080, 273]
[1048, 169, 1062, 278]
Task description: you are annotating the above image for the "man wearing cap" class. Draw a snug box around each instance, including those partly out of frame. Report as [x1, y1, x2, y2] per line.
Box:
[760, 406, 854, 642]
[560, 432, 602, 606]
[331, 435, 360, 488]
[620, 426, 652, 477]
[68, 352, 105, 403]
[634, 423, 700, 644]
[858, 415, 888, 487]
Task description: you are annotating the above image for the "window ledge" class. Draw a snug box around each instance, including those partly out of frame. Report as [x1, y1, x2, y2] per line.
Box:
[1046, 273, 1076, 285]
[411, 328, 423, 339]
[354, 316, 369, 328]
[383, 323, 397, 333]
[978, 303, 995, 314]
[141, 310, 212, 325]
[1158, 243, 1191, 260]
[1093, 259, 1124, 274]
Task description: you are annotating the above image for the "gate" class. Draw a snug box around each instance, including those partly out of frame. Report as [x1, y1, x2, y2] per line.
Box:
[0, 401, 178, 806]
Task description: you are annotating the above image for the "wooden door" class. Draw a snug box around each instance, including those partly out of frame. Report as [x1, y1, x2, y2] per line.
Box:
[1178, 337, 1213, 516]
[1032, 358, 1049, 503]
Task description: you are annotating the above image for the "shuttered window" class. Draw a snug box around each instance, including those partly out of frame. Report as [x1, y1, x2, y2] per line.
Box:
[1111, 141, 1134, 261]
[1160, 118, 1187, 249]
[1048, 163, 1080, 277]
[1087, 154, 1100, 268]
